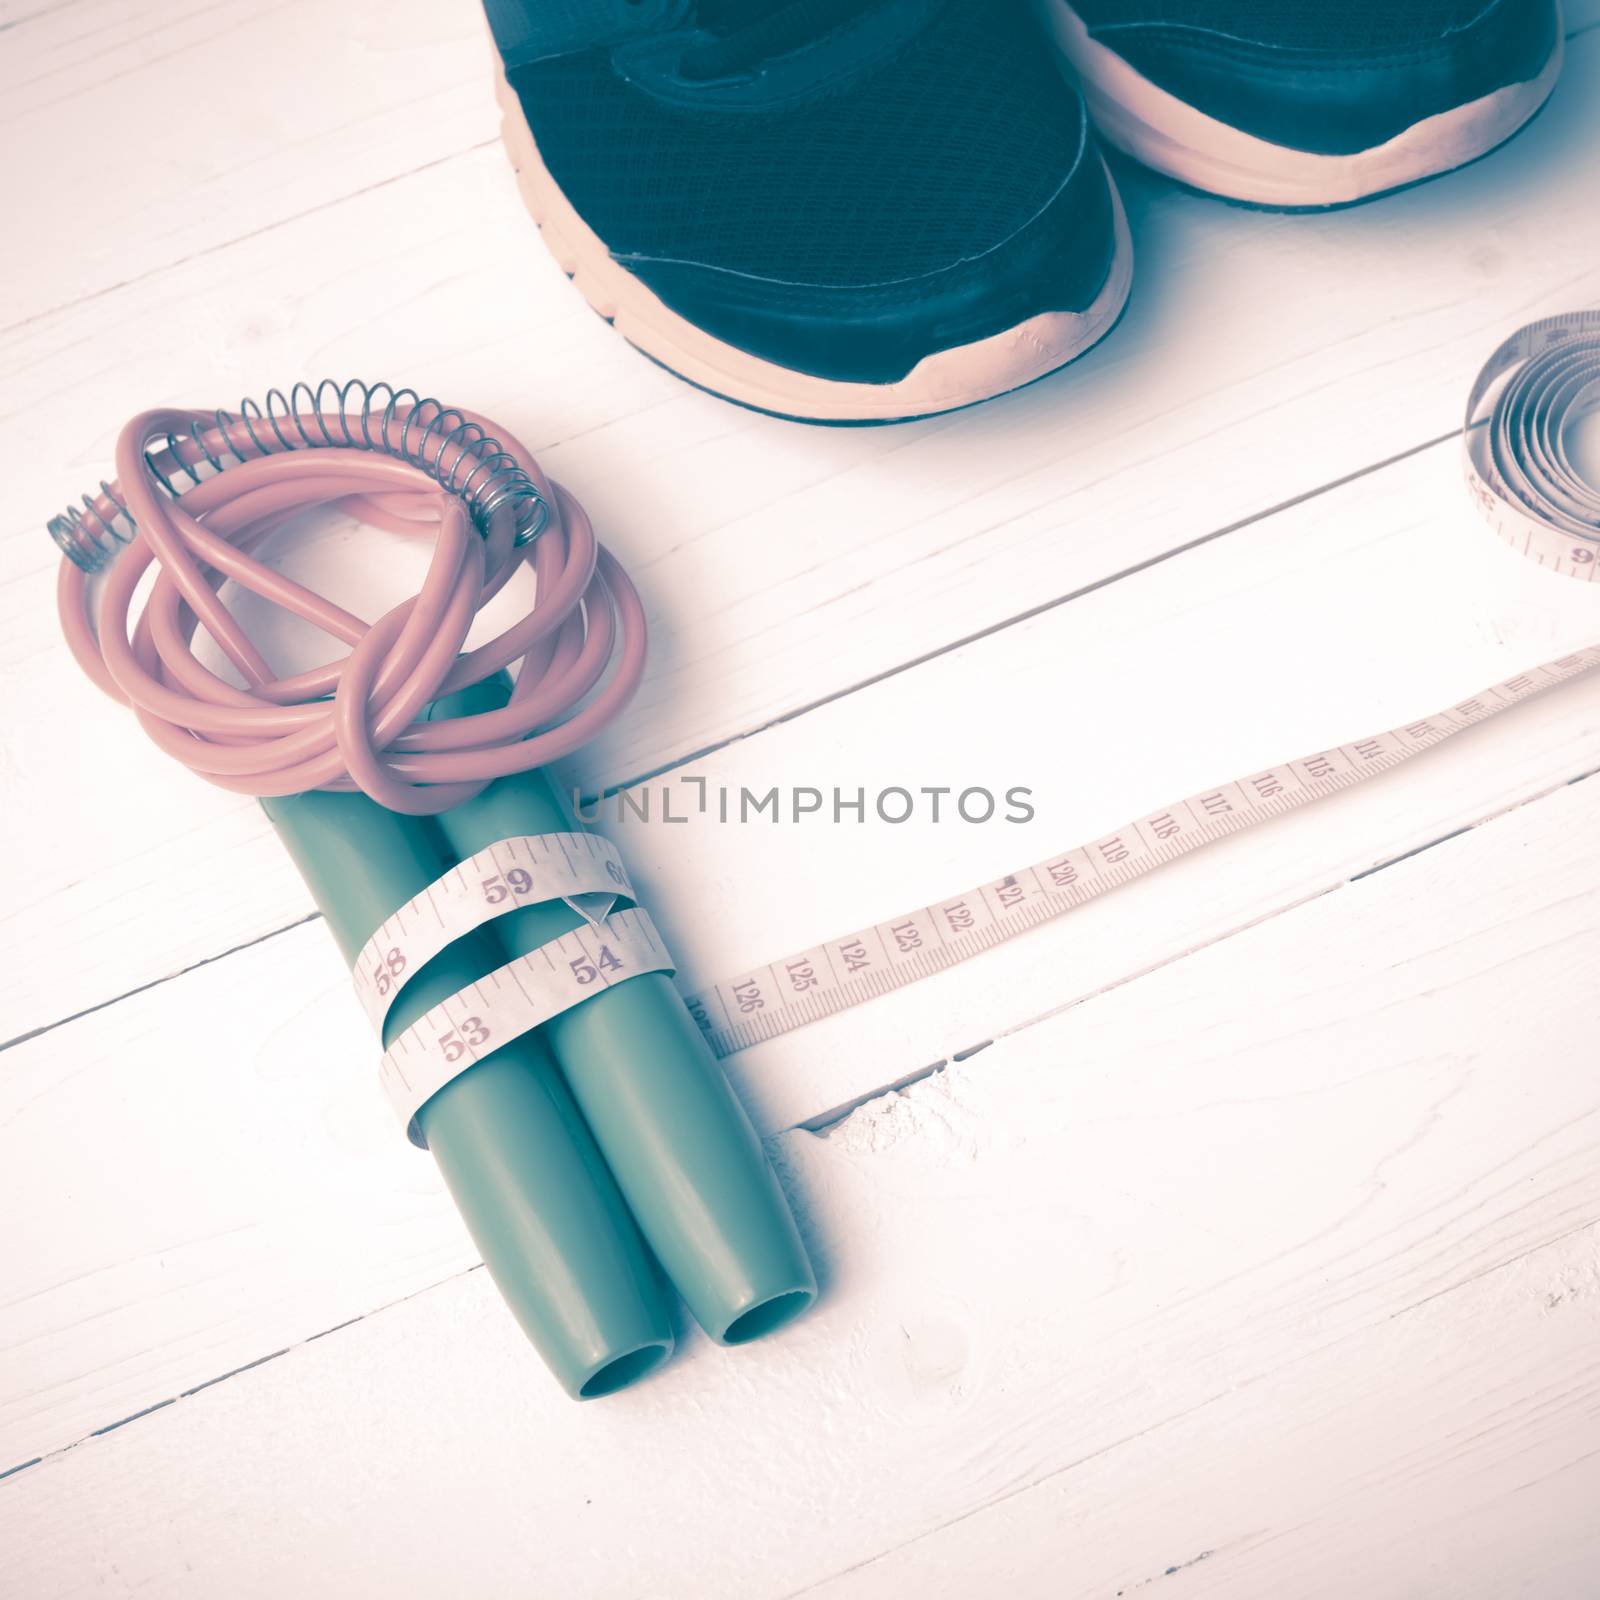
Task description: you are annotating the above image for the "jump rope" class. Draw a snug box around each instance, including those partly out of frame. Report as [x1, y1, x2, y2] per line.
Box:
[49, 314, 1600, 1399]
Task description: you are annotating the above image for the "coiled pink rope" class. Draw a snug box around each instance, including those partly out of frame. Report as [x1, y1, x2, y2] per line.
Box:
[57, 403, 646, 815]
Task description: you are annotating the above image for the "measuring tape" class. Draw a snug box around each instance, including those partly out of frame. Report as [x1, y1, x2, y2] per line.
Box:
[679, 644, 1600, 1054]
[353, 831, 632, 1030]
[678, 310, 1600, 1054]
[367, 313, 1600, 1123]
[1465, 312, 1600, 579]
[379, 906, 672, 1142]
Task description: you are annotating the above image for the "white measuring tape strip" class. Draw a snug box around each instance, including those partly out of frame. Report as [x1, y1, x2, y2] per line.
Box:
[677, 310, 1600, 1055]
[353, 831, 632, 1030]
[679, 645, 1600, 1055]
[379, 906, 673, 1144]
[364, 313, 1600, 1123]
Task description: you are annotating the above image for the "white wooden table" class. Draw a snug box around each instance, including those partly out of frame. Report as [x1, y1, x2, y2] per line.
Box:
[4, 4, 1600, 1595]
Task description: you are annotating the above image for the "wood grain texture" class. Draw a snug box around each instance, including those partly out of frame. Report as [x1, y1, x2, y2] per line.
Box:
[7, 429, 1600, 1466]
[4, 772, 1597, 1595]
[2, 2, 1598, 1592]
[1, 0, 497, 331]
[4, 23, 1597, 1040]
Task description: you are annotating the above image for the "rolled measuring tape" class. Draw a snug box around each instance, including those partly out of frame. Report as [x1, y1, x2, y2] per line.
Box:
[360, 313, 1600, 1116]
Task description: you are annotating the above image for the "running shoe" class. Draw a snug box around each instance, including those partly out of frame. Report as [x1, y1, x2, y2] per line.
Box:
[483, 0, 1133, 422]
[1036, 0, 1564, 206]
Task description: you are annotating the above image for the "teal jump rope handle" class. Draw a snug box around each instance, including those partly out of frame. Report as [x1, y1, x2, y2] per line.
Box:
[427, 686, 817, 1345]
[261, 790, 674, 1399]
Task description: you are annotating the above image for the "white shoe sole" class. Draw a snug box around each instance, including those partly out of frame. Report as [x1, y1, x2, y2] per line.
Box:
[1037, 0, 1563, 207]
[492, 64, 1134, 422]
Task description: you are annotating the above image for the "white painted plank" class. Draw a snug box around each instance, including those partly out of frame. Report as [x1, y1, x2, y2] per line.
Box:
[632, 441, 1600, 1134]
[5, 770, 1598, 1595]
[4, 31, 1597, 1038]
[14, 420, 1600, 1082]
[7, 436, 1600, 1464]
[0, 918, 468, 1470]
[1, 0, 496, 330]
[803, 1228, 1600, 1600]
[6, 6, 1598, 1578]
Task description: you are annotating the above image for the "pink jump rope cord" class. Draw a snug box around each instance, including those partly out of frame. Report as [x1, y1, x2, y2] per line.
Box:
[56, 393, 646, 815]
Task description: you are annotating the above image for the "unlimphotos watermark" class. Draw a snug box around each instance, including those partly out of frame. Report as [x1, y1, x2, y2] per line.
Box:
[573, 779, 1035, 826]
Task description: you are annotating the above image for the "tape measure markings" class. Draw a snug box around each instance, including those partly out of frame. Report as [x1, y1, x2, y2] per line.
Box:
[680, 642, 1600, 1058]
[356, 314, 1600, 1117]
[380, 906, 672, 1145]
[673, 313, 1600, 1058]
[353, 831, 633, 1029]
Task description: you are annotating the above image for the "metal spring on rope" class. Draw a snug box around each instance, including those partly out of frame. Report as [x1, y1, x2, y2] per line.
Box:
[47, 379, 550, 573]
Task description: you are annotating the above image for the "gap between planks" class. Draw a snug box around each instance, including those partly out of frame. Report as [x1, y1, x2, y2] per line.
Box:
[8, 23, 1597, 1040]
[775, 1225, 1600, 1600]
[0, 425, 1466, 1059]
[0, 141, 502, 342]
[5, 4, 1596, 336]
[5, 744, 1596, 1478]
[796, 754, 1600, 1133]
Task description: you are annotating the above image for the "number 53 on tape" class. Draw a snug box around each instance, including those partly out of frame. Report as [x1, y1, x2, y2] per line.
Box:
[378, 907, 672, 1144]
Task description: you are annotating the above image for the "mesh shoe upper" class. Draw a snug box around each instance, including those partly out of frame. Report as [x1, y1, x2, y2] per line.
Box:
[1068, 0, 1561, 155]
[496, 0, 1122, 382]
[511, 0, 1087, 286]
